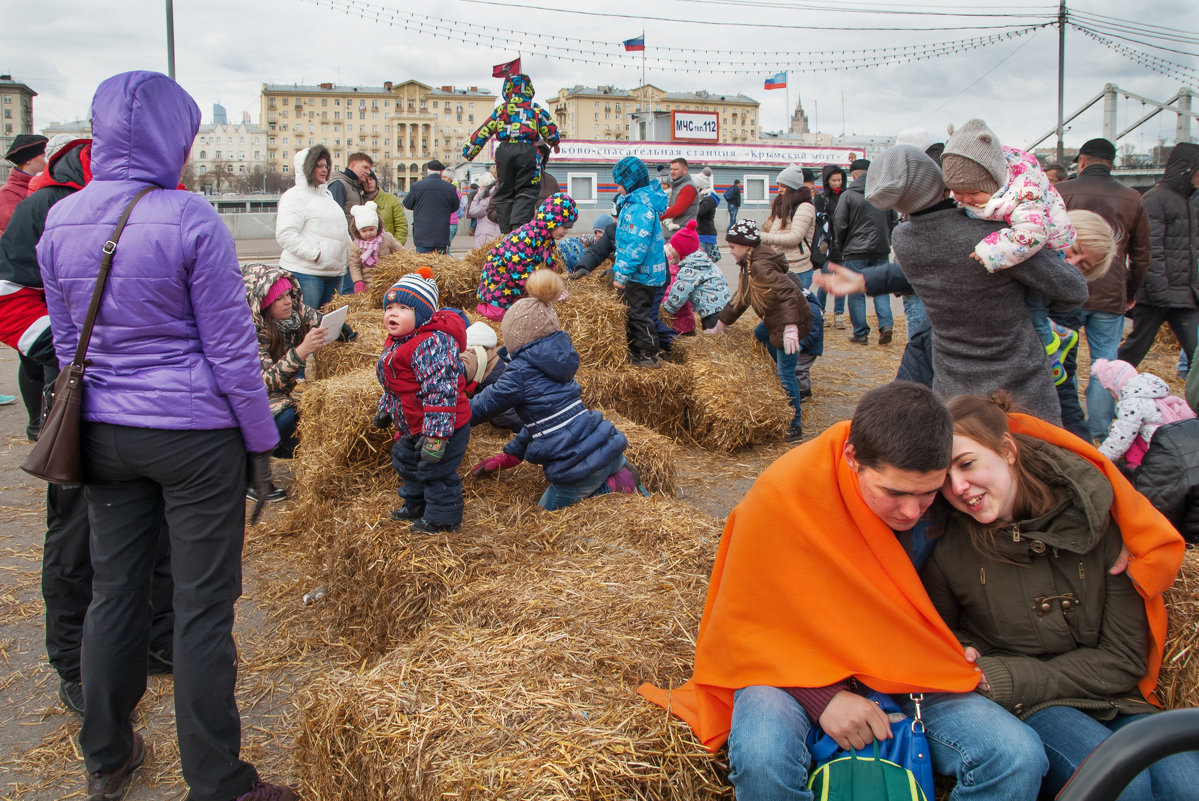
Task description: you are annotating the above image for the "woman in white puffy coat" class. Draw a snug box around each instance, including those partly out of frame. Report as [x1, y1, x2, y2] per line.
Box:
[275, 145, 351, 308]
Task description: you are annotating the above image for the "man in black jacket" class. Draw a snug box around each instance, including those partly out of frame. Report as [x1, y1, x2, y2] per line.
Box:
[403, 160, 460, 253]
[833, 159, 897, 345]
[0, 140, 174, 717]
[1118, 143, 1199, 370]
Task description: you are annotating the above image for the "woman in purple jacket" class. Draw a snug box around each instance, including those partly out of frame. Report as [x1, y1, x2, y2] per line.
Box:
[37, 72, 295, 801]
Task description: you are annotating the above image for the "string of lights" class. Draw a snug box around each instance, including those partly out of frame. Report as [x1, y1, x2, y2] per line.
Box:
[1071, 25, 1199, 89]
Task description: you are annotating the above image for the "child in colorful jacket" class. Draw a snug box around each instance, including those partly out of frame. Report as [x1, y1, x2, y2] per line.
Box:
[476, 192, 577, 320]
[662, 219, 731, 332]
[469, 269, 645, 510]
[376, 268, 472, 533]
[1091, 358, 1197, 468]
[462, 73, 561, 233]
[611, 155, 669, 367]
[941, 118, 1078, 384]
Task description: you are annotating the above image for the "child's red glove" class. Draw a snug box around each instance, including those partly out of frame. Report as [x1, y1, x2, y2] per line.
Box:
[470, 452, 521, 476]
[354, 280, 366, 294]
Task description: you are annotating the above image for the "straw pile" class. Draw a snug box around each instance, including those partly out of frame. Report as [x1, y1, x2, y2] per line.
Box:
[311, 317, 387, 379]
[296, 495, 731, 801]
[365, 250, 482, 310]
[578, 363, 692, 438]
[1158, 548, 1199, 709]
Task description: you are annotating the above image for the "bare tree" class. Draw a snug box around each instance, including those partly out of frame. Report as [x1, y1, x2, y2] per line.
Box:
[209, 159, 234, 193]
[180, 162, 198, 190]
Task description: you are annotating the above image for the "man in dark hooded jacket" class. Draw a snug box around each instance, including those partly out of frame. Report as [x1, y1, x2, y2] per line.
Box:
[462, 73, 561, 232]
[0, 139, 175, 720]
[1118, 143, 1199, 370]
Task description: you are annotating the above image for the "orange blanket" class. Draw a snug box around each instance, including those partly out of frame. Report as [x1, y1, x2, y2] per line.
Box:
[1008, 413, 1184, 705]
[638, 421, 979, 751]
[639, 415, 1186, 751]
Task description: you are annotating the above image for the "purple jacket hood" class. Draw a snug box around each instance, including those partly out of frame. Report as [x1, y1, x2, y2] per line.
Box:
[36, 71, 278, 452]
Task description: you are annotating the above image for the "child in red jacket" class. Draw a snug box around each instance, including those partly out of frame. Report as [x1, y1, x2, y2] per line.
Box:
[375, 267, 472, 532]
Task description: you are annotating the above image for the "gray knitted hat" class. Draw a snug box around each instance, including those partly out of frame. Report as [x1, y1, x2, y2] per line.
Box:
[776, 164, 806, 190]
[942, 119, 1006, 194]
[865, 145, 947, 215]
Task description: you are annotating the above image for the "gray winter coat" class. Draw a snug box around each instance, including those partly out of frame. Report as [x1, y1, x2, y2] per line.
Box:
[891, 200, 1089, 424]
[1136, 142, 1198, 309]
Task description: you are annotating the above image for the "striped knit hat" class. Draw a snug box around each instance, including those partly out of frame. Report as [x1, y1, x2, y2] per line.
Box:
[384, 266, 439, 326]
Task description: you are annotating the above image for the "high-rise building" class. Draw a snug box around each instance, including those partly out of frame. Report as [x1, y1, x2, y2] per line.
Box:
[213, 103, 228, 125]
[0, 75, 37, 182]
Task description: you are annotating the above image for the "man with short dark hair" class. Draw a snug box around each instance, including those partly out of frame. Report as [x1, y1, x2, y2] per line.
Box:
[1056, 137, 1152, 441]
[403, 159, 461, 254]
[1044, 163, 1068, 184]
[327, 152, 372, 227]
[639, 381, 1048, 801]
[0, 134, 48, 233]
[661, 157, 700, 230]
[723, 178, 742, 229]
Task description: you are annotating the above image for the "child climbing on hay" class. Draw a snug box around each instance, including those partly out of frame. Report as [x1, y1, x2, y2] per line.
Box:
[663, 219, 731, 333]
[469, 269, 647, 510]
[709, 220, 811, 443]
[476, 192, 578, 321]
[1090, 358, 1196, 469]
[611, 155, 669, 368]
[376, 267, 472, 532]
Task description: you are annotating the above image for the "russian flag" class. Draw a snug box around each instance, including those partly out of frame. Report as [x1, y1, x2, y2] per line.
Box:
[764, 71, 787, 90]
[623, 36, 645, 52]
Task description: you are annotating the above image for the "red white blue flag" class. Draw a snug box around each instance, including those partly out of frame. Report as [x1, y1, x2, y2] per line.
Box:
[764, 71, 787, 90]
[623, 36, 645, 52]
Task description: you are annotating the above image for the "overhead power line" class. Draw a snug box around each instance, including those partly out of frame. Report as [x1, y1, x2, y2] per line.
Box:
[1072, 25, 1199, 88]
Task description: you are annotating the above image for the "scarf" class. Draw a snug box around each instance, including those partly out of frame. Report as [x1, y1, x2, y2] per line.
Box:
[356, 233, 384, 269]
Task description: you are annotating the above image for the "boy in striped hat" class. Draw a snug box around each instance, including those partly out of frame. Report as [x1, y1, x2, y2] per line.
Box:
[376, 267, 472, 532]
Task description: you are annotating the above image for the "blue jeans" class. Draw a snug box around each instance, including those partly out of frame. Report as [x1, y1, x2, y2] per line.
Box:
[727, 205, 739, 229]
[1025, 706, 1199, 801]
[274, 407, 298, 459]
[1025, 290, 1054, 348]
[754, 322, 801, 428]
[903, 294, 927, 333]
[815, 284, 845, 315]
[339, 270, 355, 296]
[844, 258, 894, 338]
[290, 271, 341, 310]
[415, 245, 447, 254]
[792, 270, 813, 290]
[1082, 310, 1126, 441]
[728, 687, 1045, 801]
[539, 453, 624, 511]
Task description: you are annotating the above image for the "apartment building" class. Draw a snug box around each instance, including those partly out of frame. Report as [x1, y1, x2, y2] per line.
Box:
[549, 84, 760, 143]
[1, 75, 37, 182]
[259, 80, 494, 190]
[189, 121, 268, 183]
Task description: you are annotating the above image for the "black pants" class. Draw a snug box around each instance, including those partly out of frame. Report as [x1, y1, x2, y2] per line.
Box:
[651, 284, 676, 353]
[1051, 307, 1089, 441]
[43, 484, 173, 684]
[619, 281, 660, 359]
[391, 424, 471, 526]
[1118, 304, 1199, 370]
[493, 141, 539, 233]
[79, 424, 257, 800]
[18, 351, 46, 439]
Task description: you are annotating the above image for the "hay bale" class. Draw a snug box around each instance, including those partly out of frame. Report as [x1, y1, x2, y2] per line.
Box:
[672, 326, 792, 452]
[296, 496, 730, 801]
[1159, 548, 1199, 709]
[365, 251, 481, 310]
[577, 363, 692, 439]
[311, 316, 388, 380]
[557, 279, 627, 368]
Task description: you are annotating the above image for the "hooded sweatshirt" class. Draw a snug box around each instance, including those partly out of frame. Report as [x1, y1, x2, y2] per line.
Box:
[463, 74, 561, 160]
[1137, 142, 1198, 309]
[275, 145, 352, 277]
[38, 71, 277, 452]
[477, 192, 578, 311]
[242, 262, 323, 415]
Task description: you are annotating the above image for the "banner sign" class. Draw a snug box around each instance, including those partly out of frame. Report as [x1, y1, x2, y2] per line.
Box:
[671, 111, 719, 142]
[492, 139, 859, 166]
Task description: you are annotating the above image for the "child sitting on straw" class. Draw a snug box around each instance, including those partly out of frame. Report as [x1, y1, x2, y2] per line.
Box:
[708, 220, 811, 443]
[242, 263, 344, 500]
[663, 220, 731, 333]
[376, 267, 472, 533]
[469, 269, 647, 510]
[460, 321, 521, 432]
[349, 201, 403, 293]
[1090, 358, 1196, 469]
[476, 192, 578, 321]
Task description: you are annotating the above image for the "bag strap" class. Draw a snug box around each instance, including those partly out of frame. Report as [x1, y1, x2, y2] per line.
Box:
[69, 186, 157, 368]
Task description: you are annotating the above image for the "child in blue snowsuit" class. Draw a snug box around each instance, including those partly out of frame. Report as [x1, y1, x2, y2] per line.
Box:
[611, 155, 669, 367]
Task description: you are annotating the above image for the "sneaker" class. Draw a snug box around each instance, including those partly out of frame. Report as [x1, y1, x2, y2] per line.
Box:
[785, 424, 804, 442]
[59, 678, 84, 719]
[0, 394, 15, 405]
[878, 327, 893, 345]
[605, 463, 648, 495]
[246, 484, 288, 503]
[798, 388, 813, 399]
[1049, 352, 1068, 386]
[234, 781, 300, 801]
[410, 518, 460, 534]
[86, 732, 145, 801]
[146, 645, 173, 676]
[1049, 321, 1078, 364]
[833, 314, 846, 330]
[630, 354, 661, 369]
[848, 334, 869, 345]
[389, 503, 425, 521]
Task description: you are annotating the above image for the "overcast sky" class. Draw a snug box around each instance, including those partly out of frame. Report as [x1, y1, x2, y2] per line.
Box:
[5, 0, 1195, 154]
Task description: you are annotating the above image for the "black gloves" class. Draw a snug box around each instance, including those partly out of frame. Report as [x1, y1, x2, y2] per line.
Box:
[372, 410, 393, 429]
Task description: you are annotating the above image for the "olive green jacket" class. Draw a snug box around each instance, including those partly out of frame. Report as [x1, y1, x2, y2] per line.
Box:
[921, 438, 1155, 720]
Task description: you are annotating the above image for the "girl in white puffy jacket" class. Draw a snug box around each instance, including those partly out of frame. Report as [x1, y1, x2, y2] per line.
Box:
[1091, 358, 1196, 467]
[274, 144, 352, 309]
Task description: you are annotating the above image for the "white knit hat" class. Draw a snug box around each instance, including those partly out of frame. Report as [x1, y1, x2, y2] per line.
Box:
[351, 201, 380, 231]
[466, 321, 498, 349]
